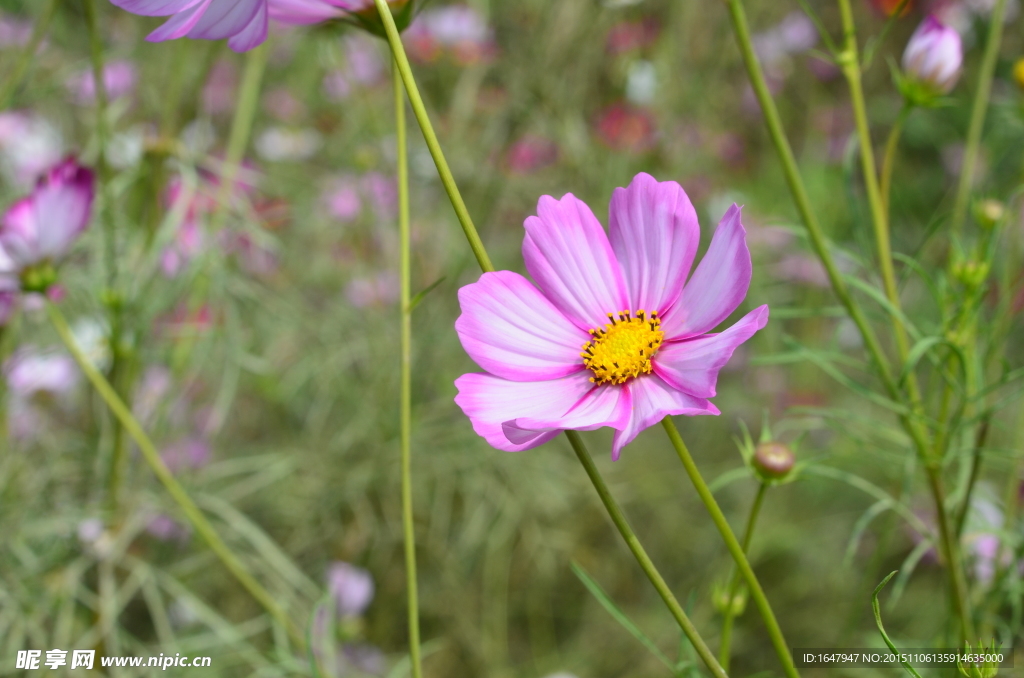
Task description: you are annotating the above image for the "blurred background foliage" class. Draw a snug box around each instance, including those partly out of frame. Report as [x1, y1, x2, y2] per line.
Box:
[0, 0, 1022, 676]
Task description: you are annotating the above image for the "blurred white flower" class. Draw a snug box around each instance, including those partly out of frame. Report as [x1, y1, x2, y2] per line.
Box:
[255, 127, 322, 161]
[625, 60, 657, 105]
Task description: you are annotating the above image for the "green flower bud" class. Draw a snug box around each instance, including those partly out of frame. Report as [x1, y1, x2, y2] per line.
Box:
[753, 441, 795, 480]
[972, 199, 1005, 229]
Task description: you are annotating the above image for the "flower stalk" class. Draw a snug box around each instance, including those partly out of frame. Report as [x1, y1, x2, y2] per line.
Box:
[46, 301, 305, 648]
[950, 0, 1010, 235]
[566, 431, 728, 678]
[661, 417, 799, 678]
[394, 57, 424, 678]
[718, 480, 767, 671]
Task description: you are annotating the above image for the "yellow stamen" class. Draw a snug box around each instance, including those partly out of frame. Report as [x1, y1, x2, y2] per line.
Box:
[581, 309, 664, 385]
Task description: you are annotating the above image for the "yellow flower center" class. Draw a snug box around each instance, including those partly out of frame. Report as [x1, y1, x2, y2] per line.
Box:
[581, 310, 664, 385]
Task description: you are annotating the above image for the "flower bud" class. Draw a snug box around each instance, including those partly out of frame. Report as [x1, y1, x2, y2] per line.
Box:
[972, 199, 1004, 229]
[951, 259, 990, 289]
[902, 16, 962, 95]
[753, 441, 795, 479]
[1014, 57, 1024, 92]
[712, 580, 748, 616]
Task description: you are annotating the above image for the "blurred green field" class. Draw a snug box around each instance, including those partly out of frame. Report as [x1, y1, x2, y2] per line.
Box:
[0, 0, 1022, 676]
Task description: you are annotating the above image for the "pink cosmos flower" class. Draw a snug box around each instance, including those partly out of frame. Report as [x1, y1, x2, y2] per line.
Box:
[454, 173, 768, 459]
[404, 5, 495, 65]
[594, 103, 657, 154]
[505, 134, 559, 174]
[108, 0, 269, 53]
[0, 159, 94, 292]
[327, 562, 374, 617]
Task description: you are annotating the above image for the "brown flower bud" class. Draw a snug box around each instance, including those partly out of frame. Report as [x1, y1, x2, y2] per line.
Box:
[753, 441, 795, 479]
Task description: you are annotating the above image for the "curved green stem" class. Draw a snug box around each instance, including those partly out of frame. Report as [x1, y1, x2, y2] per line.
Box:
[661, 418, 799, 678]
[880, 103, 911, 216]
[718, 481, 767, 672]
[950, 0, 1010, 235]
[565, 431, 728, 678]
[721, 0, 895, 396]
[394, 59, 424, 678]
[46, 302, 304, 649]
[372, 0, 494, 273]
[0, 0, 59, 109]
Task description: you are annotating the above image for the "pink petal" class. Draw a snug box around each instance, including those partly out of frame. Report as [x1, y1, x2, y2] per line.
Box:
[110, 0, 206, 16]
[268, 0, 345, 24]
[611, 375, 718, 460]
[512, 380, 631, 432]
[188, 0, 265, 41]
[654, 305, 768, 398]
[454, 371, 598, 452]
[661, 204, 752, 339]
[608, 172, 699, 315]
[522, 193, 629, 331]
[147, 0, 214, 41]
[0, 197, 41, 266]
[455, 271, 589, 381]
[227, 1, 269, 52]
[33, 162, 95, 259]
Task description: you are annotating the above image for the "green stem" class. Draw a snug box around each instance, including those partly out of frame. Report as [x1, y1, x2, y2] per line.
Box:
[721, 0, 895, 396]
[46, 302, 304, 649]
[394, 58, 423, 678]
[0, 0, 59, 109]
[372, 0, 494, 273]
[661, 418, 799, 678]
[955, 415, 990, 538]
[950, 0, 1010, 235]
[725, 0, 975, 644]
[836, 0, 920, 406]
[565, 431, 728, 678]
[880, 103, 911, 216]
[718, 481, 768, 672]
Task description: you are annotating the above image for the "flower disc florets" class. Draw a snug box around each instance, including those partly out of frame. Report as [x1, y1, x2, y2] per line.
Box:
[582, 310, 664, 385]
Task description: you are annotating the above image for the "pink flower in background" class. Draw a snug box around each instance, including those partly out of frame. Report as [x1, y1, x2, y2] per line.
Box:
[0, 16, 33, 48]
[606, 18, 660, 55]
[405, 5, 495, 65]
[344, 34, 385, 85]
[147, 514, 191, 543]
[327, 562, 374, 617]
[220, 230, 279, 276]
[108, 0, 269, 53]
[0, 159, 95, 291]
[0, 112, 64, 188]
[346, 272, 398, 307]
[595, 103, 657, 154]
[202, 60, 238, 115]
[322, 70, 352, 101]
[505, 134, 558, 174]
[66, 60, 137, 105]
[360, 171, 397, 220]
[454, 173, 768, 458]
[161, 437, 211, 472]
[323, 175, 362, 222]
[262, 87, 306, 122]
[0, 291, 16, 326]
[4, 347, 79, 440]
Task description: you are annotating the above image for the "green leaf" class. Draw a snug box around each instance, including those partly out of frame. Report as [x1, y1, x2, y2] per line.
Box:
[406, 276, 446, 313]
[872, 572, 924, 678]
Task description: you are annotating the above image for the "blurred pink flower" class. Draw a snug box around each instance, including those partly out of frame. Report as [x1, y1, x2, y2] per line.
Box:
[5, 347, 78, 440]
[66, 60, 137, 105]
[606, 18, 660, 56]
[0, 16, 33, 48]
[505, 134, 558, 174]
[771, 253, 830, 287]
[454, 173, 767, 459]
[0, 159, 95, 292]
[202, 60, 238, 115]
[108, 0, 269, 53]
[327, 562, 374, 617]
[753, 12, 817, 68]
[322, 70, 352, 101]
[902, 15, 962, 94]
[0, 112, 64, 188]
[147, 514, 191, 543]
[346, 272, 398, 307]
[162, 437, 211, 472]
[0, 292, 16, 326]
[344, 34, 384, 85]
[405, 4, 495, 65]
[262, 87, 306, 122]
[323, 175, 362, 222]
[360, 171, 396, 220]
[594, 103, 657, 154]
